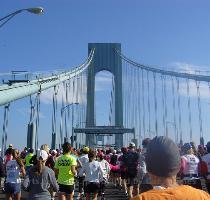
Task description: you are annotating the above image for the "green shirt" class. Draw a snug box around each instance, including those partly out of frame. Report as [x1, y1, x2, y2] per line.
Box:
[54, 154, 77, 185]
[25, 153, 34, 167]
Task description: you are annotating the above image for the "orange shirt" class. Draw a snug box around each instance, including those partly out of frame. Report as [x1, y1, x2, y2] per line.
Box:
[132, 185, 210, 200]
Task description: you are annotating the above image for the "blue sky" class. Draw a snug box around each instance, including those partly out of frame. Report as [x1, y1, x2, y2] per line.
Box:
[1, 0, 210, 149]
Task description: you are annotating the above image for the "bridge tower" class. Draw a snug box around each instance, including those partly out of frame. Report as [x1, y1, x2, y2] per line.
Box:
[86, 43, 123, 148]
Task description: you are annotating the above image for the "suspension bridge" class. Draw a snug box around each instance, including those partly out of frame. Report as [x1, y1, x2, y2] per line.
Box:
[0, 43, 210, 154]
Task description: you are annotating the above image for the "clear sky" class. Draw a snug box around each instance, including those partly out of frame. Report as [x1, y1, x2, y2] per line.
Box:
[1, 0, 210, 149]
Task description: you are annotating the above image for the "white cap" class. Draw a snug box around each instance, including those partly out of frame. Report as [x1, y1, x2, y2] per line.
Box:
[51, 149, 57, 155]
[39, 150, 48, 161]
[129, 142, 135, 148]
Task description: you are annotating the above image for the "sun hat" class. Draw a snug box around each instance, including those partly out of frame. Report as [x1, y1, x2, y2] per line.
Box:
[145, 136, 180, 177]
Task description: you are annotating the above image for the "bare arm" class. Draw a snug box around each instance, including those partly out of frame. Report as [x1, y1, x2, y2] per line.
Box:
[71, 165, 77, 176]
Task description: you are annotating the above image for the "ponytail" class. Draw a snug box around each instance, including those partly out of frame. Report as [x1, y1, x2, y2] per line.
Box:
[34, 158, 45, 175]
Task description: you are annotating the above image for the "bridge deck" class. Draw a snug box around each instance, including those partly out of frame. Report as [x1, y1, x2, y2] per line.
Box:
[0, 182, 128, 200]
[0, 179, 207, 199]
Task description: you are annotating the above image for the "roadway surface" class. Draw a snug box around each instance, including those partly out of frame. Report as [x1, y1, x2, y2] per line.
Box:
[0, 179, 207, 199]
[0, 182, 129, 200]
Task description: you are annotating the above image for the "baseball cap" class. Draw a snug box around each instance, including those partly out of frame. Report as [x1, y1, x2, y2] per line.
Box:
[51, 149, 57, 155]
[183, 143, 192, 151]
[129, 142, 135, 148]
[8, 144, 13, 148]
[145, 136, 180, 177]
[83, 146, 89, 153]
[39, 150, 48, 161]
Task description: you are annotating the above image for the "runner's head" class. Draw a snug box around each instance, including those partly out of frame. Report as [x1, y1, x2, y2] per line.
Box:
[198, 144, 205, 155]
[183, 143, 193, 154]
[39, 150, 48, 161]
[129, 142, 135, 149]
[88, 150, 96, 162]
[206, 141, 210, 153]
[121, 147, 127, 154]
[83, 146, 89, 154]
[51, 149, 57, 156]
[40, 144, 50, 153]
[142, 138, 151, 149]
[28, 148, 34, 154]
[145, 136, 180, 179]
[62, 142, 71, 154]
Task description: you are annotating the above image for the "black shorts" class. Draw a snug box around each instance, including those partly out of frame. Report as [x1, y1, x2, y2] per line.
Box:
[84, 182, 100, 194]
[59, 184, 74, 194]
[127, 176, 139, 187]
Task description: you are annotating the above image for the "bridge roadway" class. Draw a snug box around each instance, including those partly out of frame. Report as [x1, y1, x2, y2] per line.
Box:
[0, 182, 129, 200]
[0, 179, 207, 199]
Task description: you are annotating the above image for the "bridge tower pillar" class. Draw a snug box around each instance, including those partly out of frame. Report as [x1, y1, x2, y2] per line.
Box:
[86, 43, 123, 148]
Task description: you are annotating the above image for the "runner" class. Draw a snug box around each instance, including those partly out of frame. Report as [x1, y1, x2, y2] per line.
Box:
[5, 149, 25, 200]
[109, 149, 120, 187]
[77, 146, 89, 199]
[202, 141, 210, 193]
[25, 148, 34, 175]
[81, 150, 103, 200]
[54, 142, 77, 200]
[23, 150, 59, 200]
[132, 136, 210, 200]
[122, 142, 139, 199]
[180, 143, 202, 189]
[139, 138, 153, 193]
[118, 147, 128, 195]
[98, 152, 110, 199]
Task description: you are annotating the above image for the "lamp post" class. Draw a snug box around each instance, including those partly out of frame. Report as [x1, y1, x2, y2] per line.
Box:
[0, 7, 44, 28]
[60, 102, 79, 146]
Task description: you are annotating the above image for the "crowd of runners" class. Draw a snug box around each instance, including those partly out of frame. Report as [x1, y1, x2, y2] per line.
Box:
[0, 136, 209, 200]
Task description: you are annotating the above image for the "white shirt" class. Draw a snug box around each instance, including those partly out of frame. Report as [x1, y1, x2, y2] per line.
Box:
[202, 153, 210, 179]
[78, 154, 89, 177]
[181, 154, 199, 179]
[6, 160, 21, 183]
[81, 160, 103, 183]
[99, 159, 110, 180]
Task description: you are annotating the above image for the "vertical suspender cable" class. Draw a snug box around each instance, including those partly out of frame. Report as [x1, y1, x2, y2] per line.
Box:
[60, 97, 64, 146]
[147, 71, 151, 137]
[176, 78, 183, 145]
[141, 69, 146, 139]
[161, 75, 166, 136]
[64, 82, 68, 140]
[125, 61, 129, 144]
[35, 93, 40, 151]
[186, 79, 193, 142]
[52, 86, 58, 149]
[171, 77, 178, 143]
[133, 68, 138, 141]
[137, 68, 142, 146]
[196, 81, 204, 145]
[153, 72, 158, 136]
[163, 76, 168, 137]
[2, 104, 10, 156]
